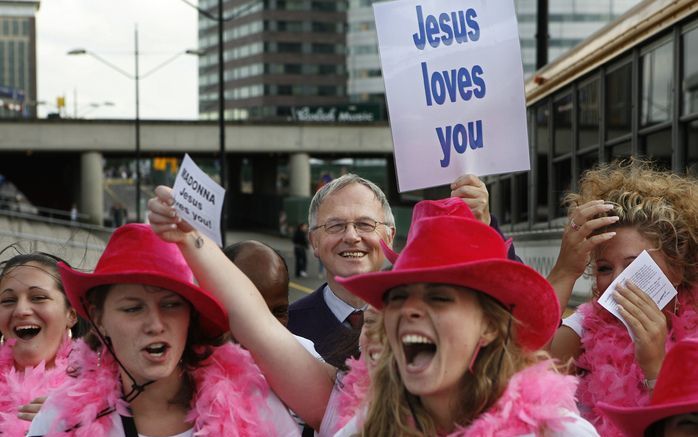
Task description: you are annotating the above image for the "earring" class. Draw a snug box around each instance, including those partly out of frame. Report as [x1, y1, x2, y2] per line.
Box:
[97, 349, 102, 368]
[0, 334, 4, 346]
[67, 328, 73, 339]
[468, 341, 484, 373]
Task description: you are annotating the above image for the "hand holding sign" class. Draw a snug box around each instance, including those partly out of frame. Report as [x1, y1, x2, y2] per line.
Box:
[148, 185, 195, 245]
[170, 154, 226, 246]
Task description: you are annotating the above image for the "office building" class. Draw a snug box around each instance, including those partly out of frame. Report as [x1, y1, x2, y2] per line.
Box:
[515, 0, 641, 77]
[0, 0, 39, 118]
[197, 0, 348, 121]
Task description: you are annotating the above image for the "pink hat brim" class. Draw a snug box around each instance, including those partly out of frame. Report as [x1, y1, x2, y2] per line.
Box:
[336, 258, 559, 351]
[59, 262, 229, 338]
[598, 399, 698, 437]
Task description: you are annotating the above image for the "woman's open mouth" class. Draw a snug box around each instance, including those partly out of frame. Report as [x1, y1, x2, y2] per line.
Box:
[402, 334, 437, 373]
[13, 324, 41, 341]
[143, 342, 170, 358]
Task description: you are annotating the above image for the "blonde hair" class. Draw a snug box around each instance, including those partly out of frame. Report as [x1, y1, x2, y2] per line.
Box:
[361, 292, 548, 436]
[565, 159, 698, 288]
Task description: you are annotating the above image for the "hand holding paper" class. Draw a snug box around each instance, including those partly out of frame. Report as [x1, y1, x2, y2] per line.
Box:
[171, 154, 226, 247]
[598, 250, 676, 379]
[598, 250, 677, 325]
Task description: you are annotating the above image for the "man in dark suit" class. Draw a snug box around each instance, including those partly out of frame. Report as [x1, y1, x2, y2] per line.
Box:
[288, 174, 395, 368]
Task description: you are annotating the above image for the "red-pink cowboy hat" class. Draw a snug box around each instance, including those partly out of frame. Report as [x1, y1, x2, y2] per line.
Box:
[598, 338, 698, 437]
[58, 223, 228, 338]
[336, 198, 559, 350]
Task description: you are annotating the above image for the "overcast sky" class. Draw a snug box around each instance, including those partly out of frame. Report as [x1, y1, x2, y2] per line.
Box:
[36, 0, 200, 119]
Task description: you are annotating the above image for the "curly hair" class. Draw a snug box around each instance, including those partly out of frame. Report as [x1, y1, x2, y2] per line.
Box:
[360, 291, 548, 436]
[565, 159, 698, 288]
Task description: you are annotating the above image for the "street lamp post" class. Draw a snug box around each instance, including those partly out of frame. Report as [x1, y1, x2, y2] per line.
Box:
[179, 0, 259, 246]
[68, 30, 202, 223]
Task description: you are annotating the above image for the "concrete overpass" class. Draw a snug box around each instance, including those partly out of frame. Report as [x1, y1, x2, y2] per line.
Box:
[0, 119, 396, 226]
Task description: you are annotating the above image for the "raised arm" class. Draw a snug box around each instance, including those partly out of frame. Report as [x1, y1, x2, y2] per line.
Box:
[548, 200, 618, 361]
[547, 200, 618, 313]
[147, 186, 335, 429]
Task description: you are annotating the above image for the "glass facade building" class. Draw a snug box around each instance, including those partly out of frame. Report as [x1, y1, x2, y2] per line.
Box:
[515, 0, 641, 77]
[0, 0, 39, 119]
[197, 0, 348, 121]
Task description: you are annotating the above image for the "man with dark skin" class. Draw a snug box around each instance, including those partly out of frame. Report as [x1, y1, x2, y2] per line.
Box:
[223, 240, 290, 326]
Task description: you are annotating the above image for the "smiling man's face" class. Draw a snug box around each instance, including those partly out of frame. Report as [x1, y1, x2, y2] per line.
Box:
[310, 183, 393, 287]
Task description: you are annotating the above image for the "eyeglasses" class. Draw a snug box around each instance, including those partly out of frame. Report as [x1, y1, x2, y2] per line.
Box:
[311, 219, 390, 235]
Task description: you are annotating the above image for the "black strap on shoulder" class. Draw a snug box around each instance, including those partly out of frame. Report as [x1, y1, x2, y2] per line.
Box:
[120, 414, 139, 437]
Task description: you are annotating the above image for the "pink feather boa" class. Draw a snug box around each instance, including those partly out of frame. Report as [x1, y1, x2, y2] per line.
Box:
[40, 339, 277, 436]
[334, 357, 370, 433]
[0, 336, 73, 437]
[450, 361, 579, 436]
[576, 286, 698, 437]
[338, 361, 579, 436]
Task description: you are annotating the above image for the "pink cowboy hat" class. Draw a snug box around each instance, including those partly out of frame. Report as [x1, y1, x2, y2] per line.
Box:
[598, 338, 698, 437]
[58, 223, 228, 338]
[336, 198, 559, 351]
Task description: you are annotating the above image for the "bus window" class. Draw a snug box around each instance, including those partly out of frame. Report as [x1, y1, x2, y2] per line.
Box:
[641, 39, 673, 127]
[607, 141, 631, 161]
[606, 63, 632, 141]
[553, 158, 571, 218]
[553, 93, 572, 218]
[644, 130, 672, 171]
[578, 79, 600, 149]
[554, 93, 573, 156]
[684, 25, 698, 116]
[686, 121, 698, 176]
[535, 104, 549, 222]
[501, 177, 512, 225]
[514, 173, 529, 224]
[578, 150, 598, 178]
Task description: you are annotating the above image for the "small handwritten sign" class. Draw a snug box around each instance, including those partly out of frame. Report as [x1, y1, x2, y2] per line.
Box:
[172, 154, 225, 246]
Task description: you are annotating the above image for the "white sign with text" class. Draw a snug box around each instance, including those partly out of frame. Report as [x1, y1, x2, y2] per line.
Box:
[172, 154, 225, 246]
[598, 250, 678, 337]
[374, 0, 530, 191]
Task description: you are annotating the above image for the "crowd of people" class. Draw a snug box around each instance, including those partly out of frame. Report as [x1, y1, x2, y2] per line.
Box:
[0, 158, 697, 436]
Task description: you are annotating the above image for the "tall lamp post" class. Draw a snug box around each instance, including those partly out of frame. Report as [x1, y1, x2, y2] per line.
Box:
[180, 0, 260, 246]
[68, 28, 203, 222]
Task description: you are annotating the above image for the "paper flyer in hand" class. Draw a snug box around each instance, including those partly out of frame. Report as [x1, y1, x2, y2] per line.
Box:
[598, 250, 678, 335]
[172, 154, 225, 247]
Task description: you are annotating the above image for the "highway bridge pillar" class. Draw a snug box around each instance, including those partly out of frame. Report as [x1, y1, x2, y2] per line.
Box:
[289, 153, 310, 197]
[81, 151, 103, 226]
